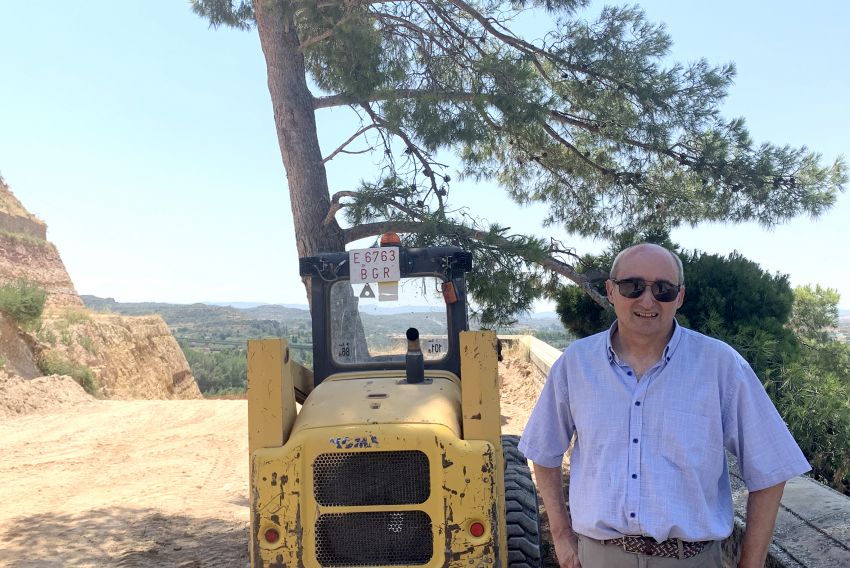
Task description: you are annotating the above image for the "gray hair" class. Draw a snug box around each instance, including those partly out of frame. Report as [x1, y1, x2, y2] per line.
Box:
[610, 243, 684, 285]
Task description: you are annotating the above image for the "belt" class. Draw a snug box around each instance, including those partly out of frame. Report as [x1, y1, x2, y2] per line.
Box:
[597, 535, 708, 559]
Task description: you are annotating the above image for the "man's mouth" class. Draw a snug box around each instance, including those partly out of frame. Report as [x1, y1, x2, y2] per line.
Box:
[634, 311, 658, 319]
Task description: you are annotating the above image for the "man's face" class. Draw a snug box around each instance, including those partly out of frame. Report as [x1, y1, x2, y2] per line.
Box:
[605, 245, 684, 343]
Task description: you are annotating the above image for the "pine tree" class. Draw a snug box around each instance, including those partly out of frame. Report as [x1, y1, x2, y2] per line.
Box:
[192, 0, 846, 325]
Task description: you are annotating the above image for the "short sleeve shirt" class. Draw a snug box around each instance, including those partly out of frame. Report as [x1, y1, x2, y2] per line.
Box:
[518, 322, 811, 542]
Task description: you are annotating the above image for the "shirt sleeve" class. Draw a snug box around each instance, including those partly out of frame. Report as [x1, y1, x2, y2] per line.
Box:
[722, 354, 811, 491]
[518, 352, 575, 468]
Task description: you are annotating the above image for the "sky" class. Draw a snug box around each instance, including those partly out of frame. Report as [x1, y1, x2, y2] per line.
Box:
[0, 1, 848, 309]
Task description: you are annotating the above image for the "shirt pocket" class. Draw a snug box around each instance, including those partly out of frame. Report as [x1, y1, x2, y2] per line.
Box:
[659, 409, 723, 472]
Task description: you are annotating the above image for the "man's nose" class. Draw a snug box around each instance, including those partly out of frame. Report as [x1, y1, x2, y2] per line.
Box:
[636, 286, 655, 304]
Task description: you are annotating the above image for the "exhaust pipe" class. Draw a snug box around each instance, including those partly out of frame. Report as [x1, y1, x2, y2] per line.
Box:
[405, 327, 424, 384]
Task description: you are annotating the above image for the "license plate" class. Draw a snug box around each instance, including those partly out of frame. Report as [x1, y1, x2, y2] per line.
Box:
[349, 247, 400, 283]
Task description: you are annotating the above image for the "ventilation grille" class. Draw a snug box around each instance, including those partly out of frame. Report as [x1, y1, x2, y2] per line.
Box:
[313, 450, 430, 506]
[315, 511, 432, 566]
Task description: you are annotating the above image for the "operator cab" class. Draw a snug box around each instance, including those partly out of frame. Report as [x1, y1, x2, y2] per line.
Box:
[298, 233, 473, 385]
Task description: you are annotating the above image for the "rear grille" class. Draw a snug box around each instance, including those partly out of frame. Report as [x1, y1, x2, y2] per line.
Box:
[315, 511, 433, 566]
[313, 450, 430, 506]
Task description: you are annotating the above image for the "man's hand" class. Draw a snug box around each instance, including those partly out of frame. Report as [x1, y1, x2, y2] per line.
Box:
[551, 527, 581, 568]
[532, 463, 582, 568]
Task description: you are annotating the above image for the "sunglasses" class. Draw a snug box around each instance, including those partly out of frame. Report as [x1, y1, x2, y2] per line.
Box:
[611, 278, 681, 302]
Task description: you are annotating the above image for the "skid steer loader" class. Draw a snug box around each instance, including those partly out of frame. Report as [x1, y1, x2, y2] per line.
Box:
[247, 233, 543, 567]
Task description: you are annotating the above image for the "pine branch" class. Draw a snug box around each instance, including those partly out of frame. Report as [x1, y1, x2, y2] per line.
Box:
[314, 89, 479, 109]
[360, 103, 444, 210]
[540, 121, 614, 177]
[343, 219, 610, 308]
[445, 0, 638, 95]
[322, 190, 358, 227]
[322, 124, 379, 164]
[298, 11, 359, 52]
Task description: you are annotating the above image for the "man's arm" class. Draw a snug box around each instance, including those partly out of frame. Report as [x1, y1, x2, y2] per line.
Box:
[533, 463, 581, 568]
[737, 481, 786, 568]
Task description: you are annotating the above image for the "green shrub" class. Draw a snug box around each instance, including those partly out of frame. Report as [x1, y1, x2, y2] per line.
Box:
[0, 230, 49, 249]
[766, 362, 850, 493]
[0, 280, 47, 327]
[37, 352, 99, 396]
[0, 356, 6, 370]
[179, 344, 247, 396]
[36, 327, 57, 346]
[78, 335, 97, 354]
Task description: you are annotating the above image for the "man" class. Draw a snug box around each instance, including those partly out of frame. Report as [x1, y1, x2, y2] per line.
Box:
[518, 243, 810, 568]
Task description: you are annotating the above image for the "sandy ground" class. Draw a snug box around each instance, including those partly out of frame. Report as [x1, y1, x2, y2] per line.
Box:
[0, 354, 555, 567]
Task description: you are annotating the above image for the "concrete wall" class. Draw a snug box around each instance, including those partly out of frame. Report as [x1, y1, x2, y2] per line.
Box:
[502, 335, 850, 567]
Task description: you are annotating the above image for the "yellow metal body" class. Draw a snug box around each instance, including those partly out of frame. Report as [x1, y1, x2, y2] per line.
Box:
[248, 331, 507, 568]
[247, 339, 297, 454]
[460, 331, 507, 559]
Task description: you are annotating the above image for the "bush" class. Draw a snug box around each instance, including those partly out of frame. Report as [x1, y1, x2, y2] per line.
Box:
[37, 352, 99, 396]
[0, 280, 47, 327]
[78, 335, 97, 354]
[766, 362, 850, 493]
[36, 327, 58, 346]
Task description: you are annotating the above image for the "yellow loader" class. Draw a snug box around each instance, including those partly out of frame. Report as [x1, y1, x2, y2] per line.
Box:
[247, 234, 543, 567]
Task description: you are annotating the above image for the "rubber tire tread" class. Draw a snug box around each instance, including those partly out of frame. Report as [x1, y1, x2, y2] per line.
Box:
[502, 435, 544, 568]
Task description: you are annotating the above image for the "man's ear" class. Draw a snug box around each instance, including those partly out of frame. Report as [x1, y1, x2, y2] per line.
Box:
[676, 285, 686, 309]
[605, 279, 615, 303]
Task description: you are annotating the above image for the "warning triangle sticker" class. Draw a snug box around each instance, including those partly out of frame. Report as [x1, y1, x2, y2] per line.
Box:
[359, 284, 375, 298]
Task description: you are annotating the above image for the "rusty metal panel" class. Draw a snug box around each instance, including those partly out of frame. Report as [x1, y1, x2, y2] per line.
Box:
[251, 423, 502, 567]
[459, 330, 507, 567]
[251, 444, 305, 567]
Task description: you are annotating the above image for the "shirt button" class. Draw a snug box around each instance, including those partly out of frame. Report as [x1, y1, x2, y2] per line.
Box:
[630, 513, 636, 518]
[635, 401, 641, 406]
[632, 474, 638, 479]
[633, 438, 638, 444]
[627, 371, 633, 376]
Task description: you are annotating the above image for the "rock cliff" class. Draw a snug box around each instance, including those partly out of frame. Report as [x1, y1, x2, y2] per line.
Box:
[37, 310, 201, 399]
[0, 175, 201, 401]
[0, 179, 82, 308]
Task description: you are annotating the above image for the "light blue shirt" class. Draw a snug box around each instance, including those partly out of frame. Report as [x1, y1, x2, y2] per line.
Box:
[518, 322, 810, 542]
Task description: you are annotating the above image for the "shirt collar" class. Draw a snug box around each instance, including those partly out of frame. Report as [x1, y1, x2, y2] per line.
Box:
[606, 319, 684, 364]
[605, 321, 619, 363]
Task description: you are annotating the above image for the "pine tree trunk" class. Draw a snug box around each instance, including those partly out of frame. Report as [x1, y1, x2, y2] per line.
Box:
[253, 3, 368, 353]
[253, 1, 344, 259]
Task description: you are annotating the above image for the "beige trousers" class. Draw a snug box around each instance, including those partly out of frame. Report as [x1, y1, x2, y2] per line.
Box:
[576, 534, 723, 568]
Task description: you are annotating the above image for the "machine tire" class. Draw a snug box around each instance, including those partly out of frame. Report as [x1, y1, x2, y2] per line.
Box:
[502, 435, 544, 568]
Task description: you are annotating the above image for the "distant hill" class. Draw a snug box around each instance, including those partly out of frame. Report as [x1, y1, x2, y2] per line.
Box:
[81, 295, 573, 349]
[81, 295, 313, 349]
[204, 301, 309, 310]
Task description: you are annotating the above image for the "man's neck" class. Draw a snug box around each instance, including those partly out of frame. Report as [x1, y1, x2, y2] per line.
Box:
[611, 323, 674, 378]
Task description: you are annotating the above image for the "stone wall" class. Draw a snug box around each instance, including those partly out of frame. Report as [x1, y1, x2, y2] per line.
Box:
[0, 210, 46, 240]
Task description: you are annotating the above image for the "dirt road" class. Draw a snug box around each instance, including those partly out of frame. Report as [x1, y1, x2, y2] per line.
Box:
[0, 400, 249, 567]
[0, 357, 548, 567]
